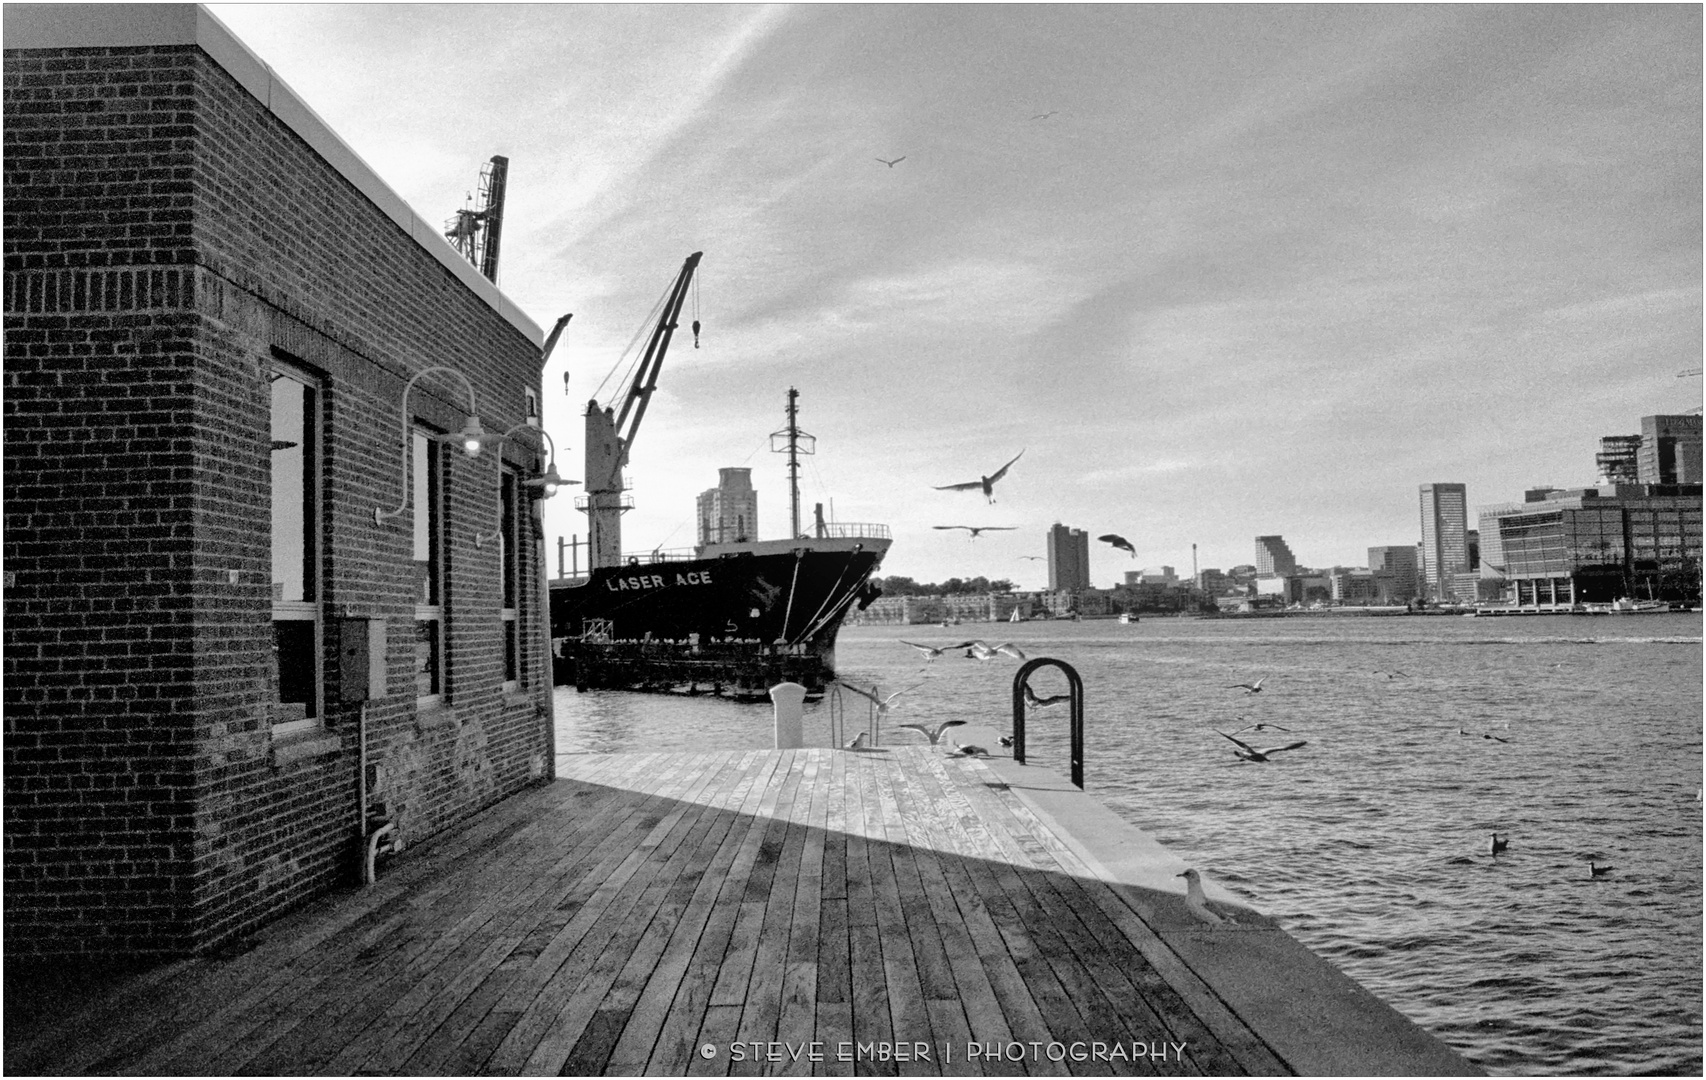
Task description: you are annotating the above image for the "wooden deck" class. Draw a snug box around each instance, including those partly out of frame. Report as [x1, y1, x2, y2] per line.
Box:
[6, 748, 1349, 1075]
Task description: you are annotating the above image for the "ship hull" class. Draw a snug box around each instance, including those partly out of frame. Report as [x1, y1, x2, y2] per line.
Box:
[550, 539, 887, 698]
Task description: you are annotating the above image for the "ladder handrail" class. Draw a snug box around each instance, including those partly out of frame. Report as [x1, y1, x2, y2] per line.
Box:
[1011, 657, 1084, 789]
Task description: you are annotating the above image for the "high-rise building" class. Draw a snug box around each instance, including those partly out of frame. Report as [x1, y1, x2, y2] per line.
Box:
[1253, 535, 1297, 576]
[1046, 523, 1092, 591]
[1637, 414, 1703, 485]
[696, 467, 758, 546]
[1368, 545, 1420, 601]
[1419, 483, 1470, 601]
[1596, 435, 1643, 485]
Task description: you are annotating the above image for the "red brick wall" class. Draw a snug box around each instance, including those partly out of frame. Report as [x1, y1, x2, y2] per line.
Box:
[5, 43, 551, 960]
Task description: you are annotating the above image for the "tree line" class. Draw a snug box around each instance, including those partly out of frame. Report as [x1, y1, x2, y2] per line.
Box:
[871, 575, 1016, 596]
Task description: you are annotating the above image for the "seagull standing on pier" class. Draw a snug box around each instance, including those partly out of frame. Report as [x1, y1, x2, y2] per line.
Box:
[1175, 868, 1229, 925]
[933, 450, 1025, 503]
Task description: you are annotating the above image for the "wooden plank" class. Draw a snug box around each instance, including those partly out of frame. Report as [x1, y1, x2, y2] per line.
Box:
[862, 753, 939, 1077]
[773, 752, 831, 1076]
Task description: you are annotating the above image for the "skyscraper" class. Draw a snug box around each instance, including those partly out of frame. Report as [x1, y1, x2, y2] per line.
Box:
[1419, 483, 1469, 601]
[1046, 523, 1091, 591]
[1637, 414, 1703, 485]
[1368, 545, 1420, 600]
[1253, 535, 1298, 575]
[696, 467, 758, 546]
[1595, 434, 1642, 485]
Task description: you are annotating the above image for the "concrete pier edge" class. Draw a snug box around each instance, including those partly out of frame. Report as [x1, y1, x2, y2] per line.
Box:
[980, 755, 1484, 1077]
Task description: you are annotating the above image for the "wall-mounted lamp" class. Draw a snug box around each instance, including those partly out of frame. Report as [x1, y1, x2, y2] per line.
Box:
[475, 424, 578, 547]
[374, 365, 488, 526]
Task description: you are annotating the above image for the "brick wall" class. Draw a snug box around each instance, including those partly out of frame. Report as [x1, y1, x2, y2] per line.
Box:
[5, 42, 551, 960]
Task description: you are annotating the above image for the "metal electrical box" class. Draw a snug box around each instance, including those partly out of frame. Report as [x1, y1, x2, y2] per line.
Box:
[339, 618, 388, 702]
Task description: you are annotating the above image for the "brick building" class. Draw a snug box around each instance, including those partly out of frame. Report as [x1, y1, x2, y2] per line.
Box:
[4, 4, 555, 959]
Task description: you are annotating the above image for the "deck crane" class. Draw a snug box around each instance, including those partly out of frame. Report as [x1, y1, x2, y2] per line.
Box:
[579, 251, 703, 570]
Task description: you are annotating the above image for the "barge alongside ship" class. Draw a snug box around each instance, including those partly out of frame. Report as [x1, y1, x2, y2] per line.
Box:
[549, 253, 890, 697]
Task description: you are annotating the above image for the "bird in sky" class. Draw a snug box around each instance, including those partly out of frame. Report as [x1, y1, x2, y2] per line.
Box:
[1229, 721, 1291, 736]
[933, 449, 1025, 503]
[1030, 110, 1059, 121]
[1458, 727, 1510, 744]
[1023, 683, 1070, 709]
[1098, 533, 1136, 557]
[1373, 669, 1410, 679]
[1216, 730, 1308, 762]
[1490, 833, 1509, 855]
[1227, 677, 1266, 694]
[1589, 861, 1614, 877]
[1018, 555, 1044, 561]
[933, 525, 1017, 538]
[899, 640, 974, 661]
[896, 718, 967, 746]
[876, 156, 906, 167]
[840, 679, 925, 719]
[1175, 868, 1229, 925]
[965, 640, 1027, 661]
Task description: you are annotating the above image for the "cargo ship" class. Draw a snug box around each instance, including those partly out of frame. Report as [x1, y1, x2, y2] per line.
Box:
[548, 254, 889, 698]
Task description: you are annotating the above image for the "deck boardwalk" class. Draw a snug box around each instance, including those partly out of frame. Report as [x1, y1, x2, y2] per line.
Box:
[4, 748, 1480, 1077]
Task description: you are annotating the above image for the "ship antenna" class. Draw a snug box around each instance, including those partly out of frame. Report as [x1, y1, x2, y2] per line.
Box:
[770, 387, 815, 540]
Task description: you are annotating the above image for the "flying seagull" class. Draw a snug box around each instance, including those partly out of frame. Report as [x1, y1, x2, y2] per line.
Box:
[840, 679, 925, 719]
[1175, 868, 1228, 925]
[1489, 833, 1509, 855]
[1018, 555, 1044, 561]
[933, 525, 1017, 538]
[1098, 533, 1136, 557]
[897, 718, 967, 746]
[1030, 110, 1059, 121]
[965, 640, 1027, 661]
[876, 156, 906, 168]
[933, 450, 1025, 503]
[1227, 677, 1266, 694]
[1216, 730, 1307, 762]
[1229, 721, 1291, 736]
[1023, 683, 1070, 709]
[1373, 669, 1410, 679]
[900, 640, 975, 661]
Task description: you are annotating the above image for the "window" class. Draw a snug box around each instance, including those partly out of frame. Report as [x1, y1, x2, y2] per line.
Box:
[501, 469, 520, 691]
[271, 367, 321, 730]
[414, 429, 444, 704]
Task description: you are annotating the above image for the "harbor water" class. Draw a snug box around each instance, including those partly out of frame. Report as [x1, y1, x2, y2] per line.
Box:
[554, 614, 1704, 1075]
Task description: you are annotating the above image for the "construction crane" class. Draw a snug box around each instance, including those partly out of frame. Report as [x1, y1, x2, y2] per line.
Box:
[579, 252, 703, 569]
[443, 155, 509, 283]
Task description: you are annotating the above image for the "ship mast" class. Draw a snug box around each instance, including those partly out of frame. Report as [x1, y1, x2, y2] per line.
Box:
[770, 387, 815, 540]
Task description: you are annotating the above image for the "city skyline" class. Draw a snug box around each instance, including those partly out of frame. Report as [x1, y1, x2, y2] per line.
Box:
[208, 4, 1702, 586]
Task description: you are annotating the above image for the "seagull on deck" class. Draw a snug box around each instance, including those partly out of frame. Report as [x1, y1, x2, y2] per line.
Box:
[876, 156, 906, 168]
[847, 731, 872, 750]
[1490, 833, 1509, 855]
[1023, 683, 1070, 709]
[1098, 534, 1136, 557]
[965, 640, 1027, 661]
[1458, 727, 1510, 744]
[933, 450, 1025, 503]
[933, 525, 1017, 539]
[897, 718, 967, 746]
[1227, 677, 1266, 694]
[1216, 730, 1308, 762]
[900, 640, 974, 661]
[948, 742, 991, 758]
[1175, 868, 1230, 925]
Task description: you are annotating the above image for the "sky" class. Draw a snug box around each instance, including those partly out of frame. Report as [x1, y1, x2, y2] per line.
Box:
[209, 3, 1702, 589]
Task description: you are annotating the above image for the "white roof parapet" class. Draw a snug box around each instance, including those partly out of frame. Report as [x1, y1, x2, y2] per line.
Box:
[3, 3, 544, 347]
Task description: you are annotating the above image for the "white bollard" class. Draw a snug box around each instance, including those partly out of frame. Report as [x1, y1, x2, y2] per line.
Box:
[769, 682, 807, 749]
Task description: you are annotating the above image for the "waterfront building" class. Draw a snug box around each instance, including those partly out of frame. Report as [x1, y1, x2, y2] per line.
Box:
[1047, 522, 1092, 591]
[1637, 414, 1703, 485]
[4, 5, 554, 960]
[1597, 434, 1643, 485]
[1197, 567, 1231, 594]
[696, 467, 758, 546]
[1367, 545, 1420, 601]
[1254, 535, 1298, 575]
[1419, 483, 1470, 601]
[1476, 484, 1703, 607]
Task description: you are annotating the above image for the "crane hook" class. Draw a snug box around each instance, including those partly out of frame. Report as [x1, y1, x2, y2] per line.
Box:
[692, 319, 701, 349]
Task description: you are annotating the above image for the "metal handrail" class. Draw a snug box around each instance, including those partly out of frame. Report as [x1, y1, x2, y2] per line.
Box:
[1011, 657, 1084, 789]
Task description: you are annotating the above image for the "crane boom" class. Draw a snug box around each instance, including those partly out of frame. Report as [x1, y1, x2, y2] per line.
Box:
[614, 251, 702, 462]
